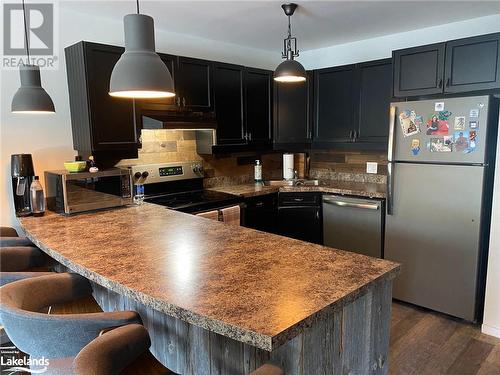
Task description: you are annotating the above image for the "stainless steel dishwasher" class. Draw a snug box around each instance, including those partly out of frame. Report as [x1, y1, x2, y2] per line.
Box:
[322, 195, 384, 258]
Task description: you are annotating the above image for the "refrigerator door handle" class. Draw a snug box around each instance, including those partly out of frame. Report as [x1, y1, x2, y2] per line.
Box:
[388, 105, 396, 162]
[387, 162, 394, 215]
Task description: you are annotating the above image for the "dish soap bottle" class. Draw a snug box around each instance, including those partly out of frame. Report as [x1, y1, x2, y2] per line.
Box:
[30, 176, 45, 217]
[254, 160, 262, 183]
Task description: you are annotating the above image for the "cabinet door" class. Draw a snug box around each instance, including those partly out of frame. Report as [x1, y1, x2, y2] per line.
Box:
[393, 43, 446, 97]
[245, 68, 272, 146]
[213, 63, 245, 145]
[444, 33, 500, 93]
[84, 43, 137, 151]
[313, 65, 357, 144]
[243, 194, 277, 233]
[356, 60, 392, 142]
[177, 57, 213, 111]
[277, 206, 321, 244]
[273, 72, 312, 145]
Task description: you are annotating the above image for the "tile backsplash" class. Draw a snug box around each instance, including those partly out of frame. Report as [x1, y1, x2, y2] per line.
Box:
[117, 130, 388, 185]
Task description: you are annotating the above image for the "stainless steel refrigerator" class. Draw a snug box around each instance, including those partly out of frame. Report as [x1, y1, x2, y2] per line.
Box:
[385, 95, 498, 322]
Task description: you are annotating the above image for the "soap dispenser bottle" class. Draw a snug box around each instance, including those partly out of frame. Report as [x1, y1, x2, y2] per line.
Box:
[254, 160, 263, 183]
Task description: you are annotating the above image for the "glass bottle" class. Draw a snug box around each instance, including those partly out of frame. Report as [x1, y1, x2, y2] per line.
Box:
[30, 176, 45, 216]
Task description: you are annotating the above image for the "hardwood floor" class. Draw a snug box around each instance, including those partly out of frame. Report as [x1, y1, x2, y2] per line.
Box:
[390, 301, 500, 375]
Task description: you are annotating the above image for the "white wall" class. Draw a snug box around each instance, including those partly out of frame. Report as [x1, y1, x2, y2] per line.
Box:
[300, 14, 500, 69]
[0, 7, 278, 229]
[482, 118, 500, 338]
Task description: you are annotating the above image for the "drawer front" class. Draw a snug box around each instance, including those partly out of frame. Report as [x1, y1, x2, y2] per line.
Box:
[279, 193, 320, 206]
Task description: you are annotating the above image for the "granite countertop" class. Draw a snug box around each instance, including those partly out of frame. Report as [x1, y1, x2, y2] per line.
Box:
[19, 204, 399, 351]
[209, 180, 387, 199]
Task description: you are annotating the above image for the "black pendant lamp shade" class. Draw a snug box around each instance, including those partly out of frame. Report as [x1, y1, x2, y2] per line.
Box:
[109, 1, 175, 99]
[11, 0, 55, 113]
[274, 3, 306, 83]
[11, 64, 55, 113]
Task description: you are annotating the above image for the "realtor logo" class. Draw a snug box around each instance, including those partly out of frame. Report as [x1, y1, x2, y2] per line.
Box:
[2, 2, 58, 69]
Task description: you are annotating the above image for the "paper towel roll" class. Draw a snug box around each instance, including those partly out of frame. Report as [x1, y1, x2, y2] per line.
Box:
[283, 153, 295, 180]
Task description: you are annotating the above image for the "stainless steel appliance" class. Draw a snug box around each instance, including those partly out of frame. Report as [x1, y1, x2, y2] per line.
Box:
[11, 154, 35, 217]
[130, 161, 242, 214]
[323, 195, 384, 258]
[44, 169, 132, 214]
[385, 95, 498, 321]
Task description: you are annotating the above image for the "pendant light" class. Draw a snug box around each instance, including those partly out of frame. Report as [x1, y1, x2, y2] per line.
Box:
[274, 3, 307, 83]
[11, 0, 55, 114]
[109, 0, 175, 99]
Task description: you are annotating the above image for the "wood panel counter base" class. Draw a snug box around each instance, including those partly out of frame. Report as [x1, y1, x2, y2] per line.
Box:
[92, 279, 393, 375]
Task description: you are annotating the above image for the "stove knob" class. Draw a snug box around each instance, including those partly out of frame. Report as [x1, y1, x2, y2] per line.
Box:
[134, 172, 142, 179]
[141, 171, 149, 179]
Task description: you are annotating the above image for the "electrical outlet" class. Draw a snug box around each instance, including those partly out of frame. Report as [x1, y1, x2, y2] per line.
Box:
[366, 162, 378, 174]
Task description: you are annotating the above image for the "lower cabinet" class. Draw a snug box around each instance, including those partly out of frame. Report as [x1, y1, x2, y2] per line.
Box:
[242, 194, 278, 234]
[277, 193, 322, 244]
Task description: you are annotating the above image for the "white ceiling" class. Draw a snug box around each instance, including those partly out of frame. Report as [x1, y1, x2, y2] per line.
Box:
[62, 1, 500, 52]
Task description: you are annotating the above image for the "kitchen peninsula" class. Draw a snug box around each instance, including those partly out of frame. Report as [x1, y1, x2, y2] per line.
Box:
[19, 204, 400, 375]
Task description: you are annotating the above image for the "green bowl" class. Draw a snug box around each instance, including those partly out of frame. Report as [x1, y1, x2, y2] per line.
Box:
[64, 161, 87, 173]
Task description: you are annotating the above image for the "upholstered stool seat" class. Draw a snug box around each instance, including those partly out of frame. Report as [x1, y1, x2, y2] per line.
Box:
[0, 227, 19, 237]
[0, 226, 34, 247]
[0, 273, 141, 360]
[0, 246, 54, 286]
[43, 323, 284, 375]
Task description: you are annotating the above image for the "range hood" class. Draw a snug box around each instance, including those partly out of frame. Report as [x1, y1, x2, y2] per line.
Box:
[137, 104, 217, 154]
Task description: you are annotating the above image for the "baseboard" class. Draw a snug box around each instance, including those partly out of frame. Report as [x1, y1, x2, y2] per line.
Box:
[482, 323, 500, 338]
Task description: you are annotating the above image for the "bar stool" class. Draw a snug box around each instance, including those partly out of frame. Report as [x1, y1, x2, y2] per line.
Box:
[0, 226, 33, 247]
[68, 324, 283, 375]
[0, 273, 141, 360]
[0, 246, 53, 286]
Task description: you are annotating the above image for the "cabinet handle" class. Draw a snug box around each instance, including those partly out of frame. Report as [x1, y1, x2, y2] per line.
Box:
[349, 130, 354, 139]
[446, 78, 450, 88]
[248, 132, 252, 141]
[182, 97, 186, 107]
[176, 97, 181, 107]
[255, 202, 264, 207]
[243, 132, 248, 141]
[438, 79, 443, 88]
[316, 210, 320, 220]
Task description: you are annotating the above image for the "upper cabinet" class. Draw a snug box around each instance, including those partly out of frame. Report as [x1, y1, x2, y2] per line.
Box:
[311, 60, 392, 147]
[245, 68, 273, 148]
[393, 43, 446, 97]
[444, 34, 500, 93]
[177, 57, 213, 111]
[213, 63, 245, 145]
[313, 65, 357, 145]
[393, 33, 500, 97]
[65, 41, 138, 160]
[356, 59, 392, 143]
[273, 71, 313, 147]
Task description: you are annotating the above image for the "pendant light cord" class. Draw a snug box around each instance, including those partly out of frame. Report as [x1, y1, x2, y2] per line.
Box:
[287, 15, 291, 52]
[22, 0, 30, 64]
[136, 0, 140, 14]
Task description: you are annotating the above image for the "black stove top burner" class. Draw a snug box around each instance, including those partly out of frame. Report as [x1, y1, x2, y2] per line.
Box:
[145, 189, 241, 213]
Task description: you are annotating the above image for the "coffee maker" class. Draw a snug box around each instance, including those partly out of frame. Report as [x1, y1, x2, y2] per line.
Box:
[11, 154, 35, 217]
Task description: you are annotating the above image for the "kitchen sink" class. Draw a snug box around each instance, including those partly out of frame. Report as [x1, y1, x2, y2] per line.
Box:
[263, 179, 319, 187]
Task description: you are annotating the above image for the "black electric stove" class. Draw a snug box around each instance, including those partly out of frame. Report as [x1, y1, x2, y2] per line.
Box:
[129, 162, 242, 214]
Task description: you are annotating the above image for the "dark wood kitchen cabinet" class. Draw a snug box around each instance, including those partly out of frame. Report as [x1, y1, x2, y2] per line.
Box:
[355, 59, 392, 142]
[176, 57, 213, 111]
[313, 65, 358, 145]
[393, 43, 446, 97]
[444, 33, 500, 93]
[242, 193, 277, 233]
[213, 65, 272, 149]
[213, 63, 245, 145]
[245, 68, 273, 147]
[65, 41, 138, 161]
[277, 193, 322, 244]
[273, 71, 313, 148]
[393, 33, 500, 97]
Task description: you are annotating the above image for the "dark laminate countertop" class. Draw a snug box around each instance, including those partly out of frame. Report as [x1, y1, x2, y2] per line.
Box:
[19, 204, 399, 351]
[209, 180, 387, 199]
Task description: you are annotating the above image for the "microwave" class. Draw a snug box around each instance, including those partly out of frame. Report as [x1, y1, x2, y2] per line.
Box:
[45, 168, 132, 214]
